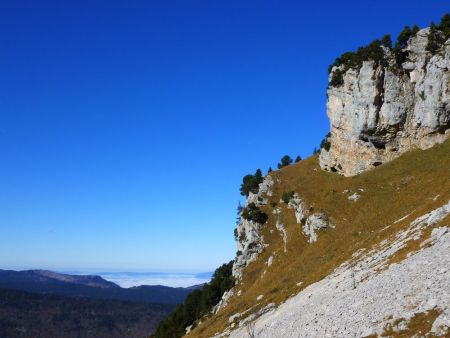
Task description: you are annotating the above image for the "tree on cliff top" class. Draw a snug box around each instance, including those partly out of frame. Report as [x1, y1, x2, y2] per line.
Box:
[240, 169, 263, 197]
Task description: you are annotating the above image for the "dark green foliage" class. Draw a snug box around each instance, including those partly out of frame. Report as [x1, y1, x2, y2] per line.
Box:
[294, 155, 302, 163]
[267, 167, 273, 173]
[277, 155, 293, 169]
[439, 13, 450, 39]
[396, 26, 413, 49]
[328, 16, 446, 87]
[241, 203, 268, 224]
[320, 132, 331, 151]
[152, 262, 235, 338]
[328, 39, 386, 87]
[239, 231, 246, 242]
[234, 228, 238, 241]
[281, 191, 295, 204]
[393, 45, 407, 68]
[240, 169, 263, 196]
[380, 34, 392, 48]
[330, 68, 345, 87]
[393, 25, 421, 68]
[426, 22, 443, 54]
[0, 288, 173, 338]
[236, 201, 243, 225]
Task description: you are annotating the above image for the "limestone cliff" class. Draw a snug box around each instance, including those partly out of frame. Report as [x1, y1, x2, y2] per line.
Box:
[320, 28, 450, 176]
[185, 21, 450, 338]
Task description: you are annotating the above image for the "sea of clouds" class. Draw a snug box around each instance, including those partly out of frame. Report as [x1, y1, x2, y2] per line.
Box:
[95, 271, 212, 288]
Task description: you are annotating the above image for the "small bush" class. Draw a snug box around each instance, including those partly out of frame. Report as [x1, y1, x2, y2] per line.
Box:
[239, 231, 246, 242]
[241, 203, 268, 224]
[281, 191, 295, 204]
[294, 155, 302, 163]
[320, 132, 331, 151]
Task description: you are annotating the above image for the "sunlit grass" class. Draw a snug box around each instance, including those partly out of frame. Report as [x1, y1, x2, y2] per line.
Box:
[188, 139, 450, 338]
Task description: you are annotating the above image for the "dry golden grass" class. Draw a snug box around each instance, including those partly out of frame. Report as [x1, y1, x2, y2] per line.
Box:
[380, 309, 442, 337]
[188, 139, 450, 338]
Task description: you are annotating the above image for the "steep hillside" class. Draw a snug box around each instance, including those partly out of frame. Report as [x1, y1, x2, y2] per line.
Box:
[186, 18, 450, 338]
[187, 139, 450, 338]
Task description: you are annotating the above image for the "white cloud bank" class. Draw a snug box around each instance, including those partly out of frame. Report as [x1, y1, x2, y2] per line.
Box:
[97, 272, 212, 288]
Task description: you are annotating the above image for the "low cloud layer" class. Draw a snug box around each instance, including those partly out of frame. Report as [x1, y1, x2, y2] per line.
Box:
[97, 271, 212, 288]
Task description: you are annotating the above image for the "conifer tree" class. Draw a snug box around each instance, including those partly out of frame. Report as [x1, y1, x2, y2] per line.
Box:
[426, 22, 441, 54]
[380, 34, 392, 48]
[439, 13, 450, 39]
[277, 155, 293, 169]
[396, 26, 412, 49]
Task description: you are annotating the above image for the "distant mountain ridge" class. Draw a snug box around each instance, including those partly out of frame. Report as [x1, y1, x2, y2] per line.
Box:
[0, 269, 202, 304]
[1, 269, 119, 288]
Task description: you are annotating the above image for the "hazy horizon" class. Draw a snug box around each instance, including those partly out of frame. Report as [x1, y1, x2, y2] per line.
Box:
[1, 266, 213, 288]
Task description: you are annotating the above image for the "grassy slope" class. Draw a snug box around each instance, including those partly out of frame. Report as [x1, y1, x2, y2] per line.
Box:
[188, 139, 450, 338]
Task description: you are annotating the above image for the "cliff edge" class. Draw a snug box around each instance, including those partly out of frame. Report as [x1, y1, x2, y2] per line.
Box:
[320, 27, 450, 176]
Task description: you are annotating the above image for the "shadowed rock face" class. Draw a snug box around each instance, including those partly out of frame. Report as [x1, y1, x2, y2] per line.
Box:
[320, 28, 450, 176]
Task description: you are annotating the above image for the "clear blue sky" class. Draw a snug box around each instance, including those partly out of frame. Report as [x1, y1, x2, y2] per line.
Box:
[0, 1, 448, 272]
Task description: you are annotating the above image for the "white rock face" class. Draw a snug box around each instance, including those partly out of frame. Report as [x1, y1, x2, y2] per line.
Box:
[320, 28, 450, 176]
[287, 194, 308, 224]
[302, 213, 333, 243]
[227, 201, 450, 337]
[233, 218, 264, 280]
[272, 207, 287, 253]
[232, 176, 273, 280]
[213, 288, 235, 314]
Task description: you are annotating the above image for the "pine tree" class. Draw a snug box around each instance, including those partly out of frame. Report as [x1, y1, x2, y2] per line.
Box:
[439, 13, 450, 39]
[380, 34, 392, 48]
[396, 26, 412, 49]
[426, 22, 441, 54]
[295, 155, 302, 163]
[277, 155, 293, 169]
[240, 169, 264, 196]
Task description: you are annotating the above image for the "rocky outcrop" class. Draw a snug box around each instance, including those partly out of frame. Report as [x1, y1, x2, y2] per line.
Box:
[232, 176, 273, 280]
[320, 28, 450, 176]
[302, 213, 334, 243]
[287, 194, 308, 224]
